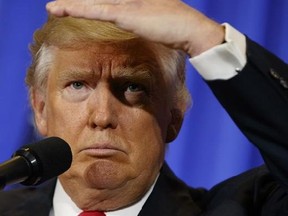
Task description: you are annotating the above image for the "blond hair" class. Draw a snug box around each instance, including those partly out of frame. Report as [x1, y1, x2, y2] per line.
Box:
[26, 15, 191, 116]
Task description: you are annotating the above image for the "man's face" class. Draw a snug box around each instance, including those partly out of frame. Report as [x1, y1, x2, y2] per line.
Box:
[33, 42, 178, 209]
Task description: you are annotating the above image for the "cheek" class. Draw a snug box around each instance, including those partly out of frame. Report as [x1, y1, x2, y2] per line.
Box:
[122, 109, 167, 162]
[45, 97, 88, 138]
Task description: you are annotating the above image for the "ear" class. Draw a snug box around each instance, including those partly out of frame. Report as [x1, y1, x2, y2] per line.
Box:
[30, 88, 48, 136]
[165, 109, 183, 143]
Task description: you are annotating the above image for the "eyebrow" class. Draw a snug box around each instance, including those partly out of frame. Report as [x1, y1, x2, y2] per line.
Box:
[55, 60, 160, 88]
[113, 65, 154, 83]
[57, 69, 95, 83]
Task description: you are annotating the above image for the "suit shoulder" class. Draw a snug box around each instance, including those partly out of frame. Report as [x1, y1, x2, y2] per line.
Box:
[204, 165, 286, 216]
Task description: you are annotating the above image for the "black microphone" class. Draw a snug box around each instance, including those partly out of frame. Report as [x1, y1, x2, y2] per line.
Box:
[0, 137, 72, 190]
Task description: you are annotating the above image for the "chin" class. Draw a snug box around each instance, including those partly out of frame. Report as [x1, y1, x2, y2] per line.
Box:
[83, 160, 128, 189]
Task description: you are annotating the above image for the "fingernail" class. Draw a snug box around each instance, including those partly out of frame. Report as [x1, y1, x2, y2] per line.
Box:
[46, 2, 56, 10]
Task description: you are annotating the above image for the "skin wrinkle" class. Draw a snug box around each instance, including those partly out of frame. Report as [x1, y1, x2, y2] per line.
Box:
[57, 55, 158, 109]
[57, 66, 154, 94]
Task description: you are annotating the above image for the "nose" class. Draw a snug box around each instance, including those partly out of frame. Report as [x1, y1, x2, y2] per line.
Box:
[87, 84, 118, 130]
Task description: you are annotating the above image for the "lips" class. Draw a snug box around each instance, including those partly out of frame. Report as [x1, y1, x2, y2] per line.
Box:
[80, 143, 127, 157]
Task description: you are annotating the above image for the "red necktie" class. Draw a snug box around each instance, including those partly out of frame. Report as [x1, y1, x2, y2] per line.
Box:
[78, 211, 106, 216]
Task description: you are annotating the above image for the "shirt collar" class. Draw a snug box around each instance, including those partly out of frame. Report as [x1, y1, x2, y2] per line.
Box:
[52, 176, 158, 216]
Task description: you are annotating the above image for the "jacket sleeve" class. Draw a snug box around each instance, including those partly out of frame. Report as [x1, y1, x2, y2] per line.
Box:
[206, 37, 288, 190]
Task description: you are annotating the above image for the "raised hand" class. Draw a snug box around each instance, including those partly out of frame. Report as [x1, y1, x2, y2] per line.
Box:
[46, 0, 224, 56]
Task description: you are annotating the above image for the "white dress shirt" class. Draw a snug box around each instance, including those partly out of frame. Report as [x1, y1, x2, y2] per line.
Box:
[190, 23, 247, 80]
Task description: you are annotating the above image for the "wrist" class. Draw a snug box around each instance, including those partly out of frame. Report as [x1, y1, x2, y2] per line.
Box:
[187, 21, 225, 57]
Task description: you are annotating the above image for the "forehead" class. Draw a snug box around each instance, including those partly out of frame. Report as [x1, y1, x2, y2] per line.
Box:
[51, 42, 162, 76]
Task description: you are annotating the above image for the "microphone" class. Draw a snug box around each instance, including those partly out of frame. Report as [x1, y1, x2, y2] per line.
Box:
[0, 137, 72, 190]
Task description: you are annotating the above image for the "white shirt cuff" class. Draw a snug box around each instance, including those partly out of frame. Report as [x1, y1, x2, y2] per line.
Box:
[189, 23, 247, 80]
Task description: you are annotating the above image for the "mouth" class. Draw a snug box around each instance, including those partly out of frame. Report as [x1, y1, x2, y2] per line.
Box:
[80, 143, 126, 157]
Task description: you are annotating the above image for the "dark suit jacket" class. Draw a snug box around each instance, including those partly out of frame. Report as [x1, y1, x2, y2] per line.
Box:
[0, 37, 287, 216]
[207, 37, 288, 189]
[204, 37, 288, 215]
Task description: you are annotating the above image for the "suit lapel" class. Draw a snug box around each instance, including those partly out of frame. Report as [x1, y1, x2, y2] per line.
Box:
[139, 162, 206, 216]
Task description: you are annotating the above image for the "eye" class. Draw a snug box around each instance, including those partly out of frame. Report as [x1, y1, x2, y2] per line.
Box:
[71, 81, 85, 90]
[63, 80, 91, 102]
[126, 83, 144, 92]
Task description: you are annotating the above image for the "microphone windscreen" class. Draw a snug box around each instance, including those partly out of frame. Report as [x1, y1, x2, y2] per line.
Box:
[16, 137, 72, 186]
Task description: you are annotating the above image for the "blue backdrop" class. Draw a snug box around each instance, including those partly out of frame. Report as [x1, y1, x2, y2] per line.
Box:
[1, 0, 287, 189]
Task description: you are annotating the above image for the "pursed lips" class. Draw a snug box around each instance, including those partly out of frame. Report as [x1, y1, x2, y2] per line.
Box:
[80, 143, 127, 157]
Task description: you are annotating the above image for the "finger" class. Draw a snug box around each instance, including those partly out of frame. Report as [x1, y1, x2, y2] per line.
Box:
[47, 0, 121, 9]
[47, 1, 120, 22]
[46, 1, 69, 16]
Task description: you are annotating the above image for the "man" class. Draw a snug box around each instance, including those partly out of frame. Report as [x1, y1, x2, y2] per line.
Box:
[25, 15, 197, 215]
[1, 0, 288, 216]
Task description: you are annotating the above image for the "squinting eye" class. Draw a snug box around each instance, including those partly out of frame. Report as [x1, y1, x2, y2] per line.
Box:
[71, 81, 84, 90]
[127, 83, 144, 92]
